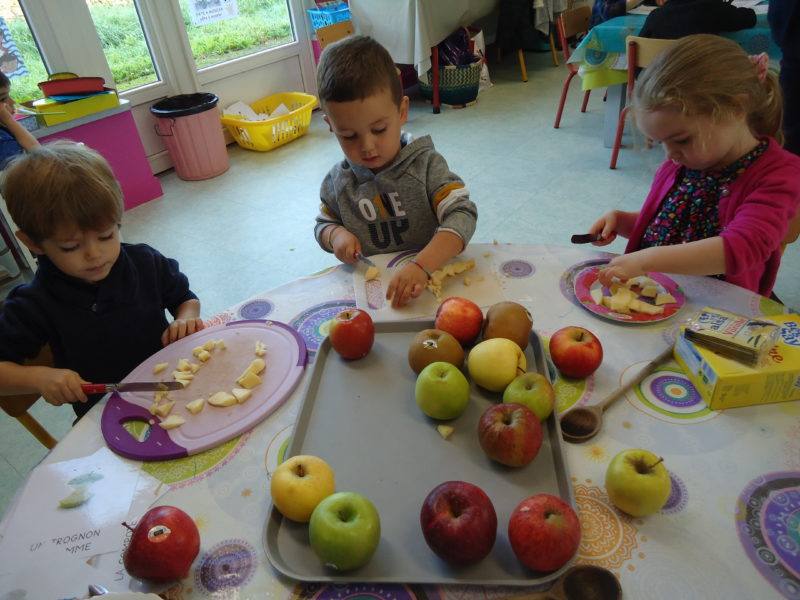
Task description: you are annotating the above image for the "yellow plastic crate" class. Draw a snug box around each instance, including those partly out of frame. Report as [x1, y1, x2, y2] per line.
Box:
[221, 92, 317, 152]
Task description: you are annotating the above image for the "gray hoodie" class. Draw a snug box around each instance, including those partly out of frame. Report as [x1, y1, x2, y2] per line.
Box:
[315, 134, 477, 256]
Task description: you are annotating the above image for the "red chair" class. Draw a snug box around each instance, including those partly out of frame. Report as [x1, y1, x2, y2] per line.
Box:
[553, 5, 592, 129]
[609, 35, 677, 169]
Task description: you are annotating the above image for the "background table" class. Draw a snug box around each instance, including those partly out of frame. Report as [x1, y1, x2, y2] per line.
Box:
[2, 243, 798, 599]
[567, 13, 781, 147]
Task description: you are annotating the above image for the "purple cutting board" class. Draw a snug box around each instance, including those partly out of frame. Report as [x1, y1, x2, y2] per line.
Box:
[101, 320, 306, 461]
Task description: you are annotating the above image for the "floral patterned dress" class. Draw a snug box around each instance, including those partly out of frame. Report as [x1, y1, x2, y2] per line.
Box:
[640, 139, 768, 249]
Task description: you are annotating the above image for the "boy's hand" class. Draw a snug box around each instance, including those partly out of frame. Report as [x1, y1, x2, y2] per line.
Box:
[386, 263, 429, 308]
[598, 252, 646, 287]
[330, 227, 361, 264]
[162, 318, 205, 346]
[38, 368, 89, 407]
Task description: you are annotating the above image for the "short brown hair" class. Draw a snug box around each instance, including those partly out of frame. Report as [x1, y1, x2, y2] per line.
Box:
[633, 34, 783, 143]
[316, 35, 402, 107]
[1, 141, 123, 243]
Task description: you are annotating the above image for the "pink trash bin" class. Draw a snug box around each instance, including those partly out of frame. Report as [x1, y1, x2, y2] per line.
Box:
[151, 93, 229, 181]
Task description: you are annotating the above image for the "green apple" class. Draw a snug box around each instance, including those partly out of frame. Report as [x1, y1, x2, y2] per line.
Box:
[605, 448, 671, 517]
[467, 338, 527, 393]
[415, 361, 470, 420]
[309, 491, 381, 571]
[502, 372, 555, 421]
[270, 454, 335, 523]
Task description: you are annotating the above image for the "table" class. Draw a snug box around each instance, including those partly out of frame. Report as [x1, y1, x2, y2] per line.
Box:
[349, 0, 497, 113]
[1, 243, 798, 599]
[567, 13, 781, 147]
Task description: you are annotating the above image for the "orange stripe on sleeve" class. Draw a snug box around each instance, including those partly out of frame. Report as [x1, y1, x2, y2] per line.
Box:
[431, 183, 465, 210]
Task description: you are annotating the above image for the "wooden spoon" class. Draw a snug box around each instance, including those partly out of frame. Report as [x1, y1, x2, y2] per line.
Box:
[497, 565, 621, 600]
[560, 345, 674, 443]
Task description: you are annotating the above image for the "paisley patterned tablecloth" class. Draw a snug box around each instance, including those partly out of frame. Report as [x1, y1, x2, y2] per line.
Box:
[568, 12, 781, 91]
[3, 244, 799, 600]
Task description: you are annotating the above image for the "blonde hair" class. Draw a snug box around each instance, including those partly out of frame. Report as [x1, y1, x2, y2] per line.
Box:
[633, 34, 783, 144]
[1, 141, 122, 243]
[317, 35, 402, 108]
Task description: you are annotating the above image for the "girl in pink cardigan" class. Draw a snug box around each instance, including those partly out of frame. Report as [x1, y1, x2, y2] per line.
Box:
[589, 34, 800, 298]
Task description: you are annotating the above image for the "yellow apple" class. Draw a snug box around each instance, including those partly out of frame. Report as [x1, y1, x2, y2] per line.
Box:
[270, 454, 335, 523]
[467, 338, 527, 392]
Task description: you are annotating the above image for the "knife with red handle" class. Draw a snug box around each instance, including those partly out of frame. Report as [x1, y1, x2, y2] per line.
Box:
[81, 381, 184, 394]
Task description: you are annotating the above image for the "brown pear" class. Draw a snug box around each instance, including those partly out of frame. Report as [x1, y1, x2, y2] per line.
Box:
[408, 329, 465, 374]
[482, 301, 533, 351]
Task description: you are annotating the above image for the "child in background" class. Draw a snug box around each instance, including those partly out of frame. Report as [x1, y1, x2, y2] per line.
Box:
[314, 35, 478, 309]
[591, 0, 650, 27]
[0, 142, 204, 420]
[0, 72, 39, 166]
[639, 0, 755, 39]
[589, 34, 800, 298]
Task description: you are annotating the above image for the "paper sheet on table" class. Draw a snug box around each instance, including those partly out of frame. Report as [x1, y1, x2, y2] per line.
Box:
[352, 246, 508, 321]
[0, 446, 164, 576]
[628, 5, 656, 14]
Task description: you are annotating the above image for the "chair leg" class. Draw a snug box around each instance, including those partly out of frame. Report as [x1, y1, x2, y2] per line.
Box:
[554, 71, 577, 128]
[610, 105, 630, 169]
[549, 33, 559, 67]
[517, 49, 528, 82]
[16, 413, 58, 449]
[580, 90, 591, 113]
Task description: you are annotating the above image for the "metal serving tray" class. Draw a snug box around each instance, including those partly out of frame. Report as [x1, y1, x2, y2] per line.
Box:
[264, 319, 575, 585]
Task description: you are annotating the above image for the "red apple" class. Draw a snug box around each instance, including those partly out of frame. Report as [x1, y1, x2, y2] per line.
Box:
[508, 494, 581, 572]
[434, 297, 484, 346]
[328, 309, 375, 360]
[549, 326, 603, 378]
[477, 402, 543, 467]
[122, 505, 200, 583]
[420, 480, 497, 565]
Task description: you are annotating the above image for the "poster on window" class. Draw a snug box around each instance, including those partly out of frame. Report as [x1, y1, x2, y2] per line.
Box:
[0, 17, 28, 78]
[189, 0, 239, 26]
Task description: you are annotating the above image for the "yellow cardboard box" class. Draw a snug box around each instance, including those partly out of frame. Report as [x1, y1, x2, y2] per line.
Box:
[673, 313, 800, 410]
[31, 89, 119, 126]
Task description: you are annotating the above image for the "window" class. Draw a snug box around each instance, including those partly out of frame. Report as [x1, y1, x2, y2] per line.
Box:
[85, 0, 159, 92]
[0, 1, 48, 103]
[178, 0, 293, 70]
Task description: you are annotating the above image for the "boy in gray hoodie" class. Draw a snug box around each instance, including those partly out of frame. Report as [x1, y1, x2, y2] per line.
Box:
[314, 35, 478, 309]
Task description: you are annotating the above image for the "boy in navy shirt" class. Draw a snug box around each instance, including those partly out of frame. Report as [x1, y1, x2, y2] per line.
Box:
[0, 142, 204, 420]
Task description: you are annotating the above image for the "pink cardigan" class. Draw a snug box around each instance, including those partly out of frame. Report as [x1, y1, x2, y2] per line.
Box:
[625, 138, 800, 297]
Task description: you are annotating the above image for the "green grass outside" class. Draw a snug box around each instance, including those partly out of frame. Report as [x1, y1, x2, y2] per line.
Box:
[7, 0, 293, 104]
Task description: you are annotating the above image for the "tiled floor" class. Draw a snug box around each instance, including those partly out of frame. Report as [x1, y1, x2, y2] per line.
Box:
[1, 51, 798, 519]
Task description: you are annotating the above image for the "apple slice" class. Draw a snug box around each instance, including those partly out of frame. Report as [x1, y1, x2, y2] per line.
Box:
[655, 292, 676, 306]
[177, 358, 192, 372]
[437, 424, 454, 440]
[640, 285, 659, 298]
[153, 401, 175, 418]
[186, 397, 205, 414]
[197, 349, 212, 362]
[208, 391, 237, 407]
[159, 414, 186, 429]
[237, 370, 262, 389]
[589, 287, 603, 305]
[215, 339, 227, 350]
[152, 362, 168, 375]
[247, 358, 266, 375]
[255, 340, 266, 357]
[202, 340, 216, 352]
[232, 388, 252, 403]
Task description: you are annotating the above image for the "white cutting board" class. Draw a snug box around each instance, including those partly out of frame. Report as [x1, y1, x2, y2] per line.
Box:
[353, 246, 508, 321]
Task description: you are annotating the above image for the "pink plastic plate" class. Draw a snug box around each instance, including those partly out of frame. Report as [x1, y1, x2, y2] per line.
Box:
[101, 320, 306, 461]
[573, 266, 685, 323]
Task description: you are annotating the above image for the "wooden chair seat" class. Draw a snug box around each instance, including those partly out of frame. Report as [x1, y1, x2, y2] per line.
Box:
[0, 345, 58, 449]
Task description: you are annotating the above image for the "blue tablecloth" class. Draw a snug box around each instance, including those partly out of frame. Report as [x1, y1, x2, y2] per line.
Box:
[569, 12, 781, 91]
